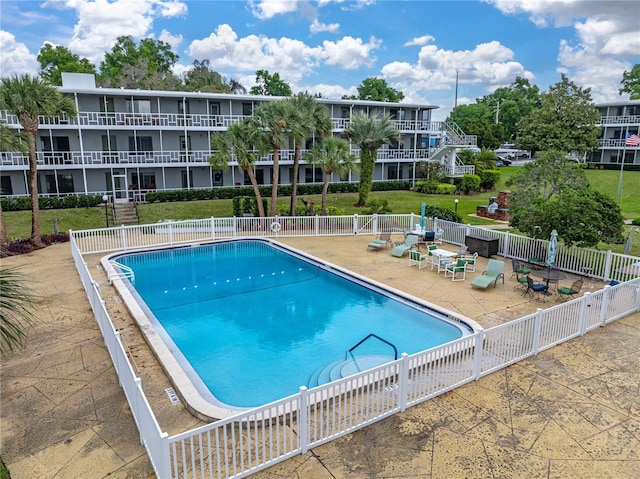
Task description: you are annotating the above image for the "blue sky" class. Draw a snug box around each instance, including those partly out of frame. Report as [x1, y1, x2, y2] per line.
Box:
[1, 0, 638, 120]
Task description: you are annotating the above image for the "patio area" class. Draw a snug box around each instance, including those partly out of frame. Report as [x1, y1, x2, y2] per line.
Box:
[1, 237, 639, 478]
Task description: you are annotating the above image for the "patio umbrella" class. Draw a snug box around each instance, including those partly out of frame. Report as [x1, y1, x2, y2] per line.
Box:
[420, 202, 426, 229]
[546, 229, 558, 268]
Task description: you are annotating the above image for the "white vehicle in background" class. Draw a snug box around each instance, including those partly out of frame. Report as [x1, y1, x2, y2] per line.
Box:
[494, 143, 531, 161]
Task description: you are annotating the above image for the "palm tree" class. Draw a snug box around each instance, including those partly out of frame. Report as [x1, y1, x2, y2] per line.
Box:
[0, 267, 39, 353]
[247, 101, 290, 216]
[0, 125, 28, 245]
[209, 122, 267, 217]
[286, 93, 332, 215]
[345, 112, 399, 206]
[0, 74, 77, 246]
[304, 137, 357, 215]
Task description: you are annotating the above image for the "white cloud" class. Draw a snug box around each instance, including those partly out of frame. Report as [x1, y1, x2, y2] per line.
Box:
[487, 0, 639, 101]
[188, 25, 380, 82]
[0, 31, 39, 76]
[404, 35, 434, 47]
[321, 36, 381, 69]
[45, 0, 188, 64]
[249, 0, 299, 20]
[158, 29, 183, 50]
[309, 18, 340, 34]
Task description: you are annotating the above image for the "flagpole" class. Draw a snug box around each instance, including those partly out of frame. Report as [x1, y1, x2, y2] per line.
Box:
[617, 132, 627, 203]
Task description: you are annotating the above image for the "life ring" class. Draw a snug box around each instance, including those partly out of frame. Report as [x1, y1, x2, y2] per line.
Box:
[270, 221, 282, 233]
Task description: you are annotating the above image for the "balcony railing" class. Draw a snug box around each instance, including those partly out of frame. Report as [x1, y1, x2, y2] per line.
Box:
[1, 148, 446, 167]
[597, 114, 640, 126]
[598, 138, 640, 148]
[1, 109, 459, 134]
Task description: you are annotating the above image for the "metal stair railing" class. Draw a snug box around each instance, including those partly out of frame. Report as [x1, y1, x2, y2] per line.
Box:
[345, 333, 398, 360]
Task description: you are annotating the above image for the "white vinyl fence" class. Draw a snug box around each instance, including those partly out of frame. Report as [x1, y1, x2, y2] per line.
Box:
[69, 215, 640, 479]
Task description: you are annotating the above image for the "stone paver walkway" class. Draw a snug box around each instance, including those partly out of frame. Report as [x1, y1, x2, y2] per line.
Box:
[1, 239, 638, 478]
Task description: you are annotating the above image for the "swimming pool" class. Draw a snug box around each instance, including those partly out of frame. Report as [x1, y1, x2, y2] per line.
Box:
[106, 239, 474, 417]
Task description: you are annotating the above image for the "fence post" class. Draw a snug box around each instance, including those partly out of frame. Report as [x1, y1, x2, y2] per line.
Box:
[466, 223, 471, 237]
[210, 217, 216, 240]
[315, 214, 319, 236]
[600, 285, 611, 325]
[398, 353, 409, 412]
[532, 308, 543, 354]
[473, 331, 484, 380]
[120, 225, 128, 250]
[503, 231, 510, 258]
[168, 222, 174, 245]
[233, 216, 238, 238]
[298, 386, 309, 454]
[157, 432, 172, 479]
[603, 250, 612, 281]
[636, 283, 640, 311]
[579, 292, 590, 335]
[354, 214, 360, 235]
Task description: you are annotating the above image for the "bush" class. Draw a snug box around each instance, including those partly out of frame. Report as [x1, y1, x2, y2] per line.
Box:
[632, 218, 640, 226]
[1, 233, 70, 258]
[479, 169, 500, 190]
[424, 205, 462, 223]
[363, 199, 392, 215]
[435, 183, 456, 195]
[0, 195, 103, 211]
[413, 180, 438, 194]
[457, 174, 481, 194]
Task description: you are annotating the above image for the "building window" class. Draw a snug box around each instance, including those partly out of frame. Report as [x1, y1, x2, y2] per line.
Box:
[341, 107, 349, 119]
[387, 165, 402, 180]
[99, 96, 115, 113]
[305, 167, 323, 183]
[244, 169, 263, 185]
[126, 99, 151, 114]
[45, 174, 74, 194]
[213, 170, 223, 186]
[128, 136, 153, 151]
[131, 172, 156, 190]
[179, 136, 192, 150]
[1, 176, 12, 195]
[181, 169, 193, 189]
[101, 135, 117, 151]
[178, 100, 190, 115]
[242, 103, 253, 116]
[210, 102, 220, 115]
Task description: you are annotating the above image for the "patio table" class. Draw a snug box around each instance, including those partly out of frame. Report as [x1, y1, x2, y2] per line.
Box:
[531, 268, 567, 291]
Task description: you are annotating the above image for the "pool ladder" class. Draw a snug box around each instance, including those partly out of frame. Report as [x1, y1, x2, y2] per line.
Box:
[345, 333, 398, 361]
[108, 260, 135, 284]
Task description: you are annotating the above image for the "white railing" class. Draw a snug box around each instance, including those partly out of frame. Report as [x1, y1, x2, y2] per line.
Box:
[69, 217, 640, 479]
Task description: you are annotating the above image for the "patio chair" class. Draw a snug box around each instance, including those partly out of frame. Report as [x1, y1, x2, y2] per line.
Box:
[391, 234, 419, 257]
[523, 276, 549, 301]
[433, 228, 444, 245]
[455, 245, 468, 258]
[444, 259, 467, 281]
[425, 244, 438, 264]
[367, 232, 392, 250]
[409, 249, 428, 269]
[557, 279, 583, 302]
[458, 252, 478, 272]
[432, 254, 452, 273]
[470, 259, 505, 290]
[510, 259, 531, 280]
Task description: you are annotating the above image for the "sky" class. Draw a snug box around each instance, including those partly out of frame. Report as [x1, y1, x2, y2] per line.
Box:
[1, 0, 639, 120]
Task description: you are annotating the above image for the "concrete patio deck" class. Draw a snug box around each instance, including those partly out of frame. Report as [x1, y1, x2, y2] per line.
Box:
[1, 237, 638, 478]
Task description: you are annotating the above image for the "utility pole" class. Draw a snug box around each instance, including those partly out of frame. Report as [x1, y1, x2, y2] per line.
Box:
[454, 69, 459, 108]
[495, 100, 500, 124]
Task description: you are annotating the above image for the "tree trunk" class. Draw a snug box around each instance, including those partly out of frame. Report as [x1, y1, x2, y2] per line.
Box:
[290, 143, 301, 215]
[26, 130, 43, 247]
[321, 173, 330, 215]
[247, 169, 266, 217]
[357, 149, 376, 206]
[0, 201, 7, 245]
[270, 147, 280, 216]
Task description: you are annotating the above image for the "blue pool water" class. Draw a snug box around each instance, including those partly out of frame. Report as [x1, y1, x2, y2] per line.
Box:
[113, 240, 467, 408]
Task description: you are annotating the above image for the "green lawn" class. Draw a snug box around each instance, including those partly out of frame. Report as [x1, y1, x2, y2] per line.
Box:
[3, 168, 639, 256]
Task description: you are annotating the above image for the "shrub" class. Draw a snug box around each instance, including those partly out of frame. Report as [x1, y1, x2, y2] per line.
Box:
[424, 205, 462, 224]
[0, 195, 103, 211]
[479, 169, 500, 190]
[363, 199, 392, 215]
[413, 180, 438, 194]
[435, 183, 456, 195]
[632, 218, 640, 226]
[457, 174, 481, 194]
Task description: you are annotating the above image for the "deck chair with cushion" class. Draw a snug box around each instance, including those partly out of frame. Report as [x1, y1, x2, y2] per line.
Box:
[444, 259, 467, 281]
[470, 259, 505, 290]
[458, 252, 478, 272]
[409, 249, 428, 269]
[391, 234, 419, 257]
[557, 279, 583, 301]
[367, 232, 392, 250]
[523, 276, 549, 301]
[510, 259, 531, 280]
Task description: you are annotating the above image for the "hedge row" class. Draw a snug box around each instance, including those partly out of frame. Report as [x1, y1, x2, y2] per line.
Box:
[145, 181, 411, 203]
[1, 194, 104, 211]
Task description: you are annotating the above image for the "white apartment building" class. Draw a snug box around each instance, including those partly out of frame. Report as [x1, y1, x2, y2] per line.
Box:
[589, 100, 640, 165]
[0, 73, 476, 201]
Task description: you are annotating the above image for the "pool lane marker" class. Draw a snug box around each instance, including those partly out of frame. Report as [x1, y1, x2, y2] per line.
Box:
[165, 387, 181, 405]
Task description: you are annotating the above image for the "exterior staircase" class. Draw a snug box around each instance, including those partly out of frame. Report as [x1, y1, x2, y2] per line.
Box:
[112, 202, 139, 226]
[425, 122, 478, 177]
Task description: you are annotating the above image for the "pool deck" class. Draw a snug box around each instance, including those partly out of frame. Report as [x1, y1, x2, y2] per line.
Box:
[1, 237, 639, 478]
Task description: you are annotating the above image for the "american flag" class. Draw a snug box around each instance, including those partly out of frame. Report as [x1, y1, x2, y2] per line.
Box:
[626, 131, 640, 147]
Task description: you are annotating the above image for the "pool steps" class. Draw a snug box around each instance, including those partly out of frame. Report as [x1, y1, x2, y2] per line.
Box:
[308, 355, 395, 388]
